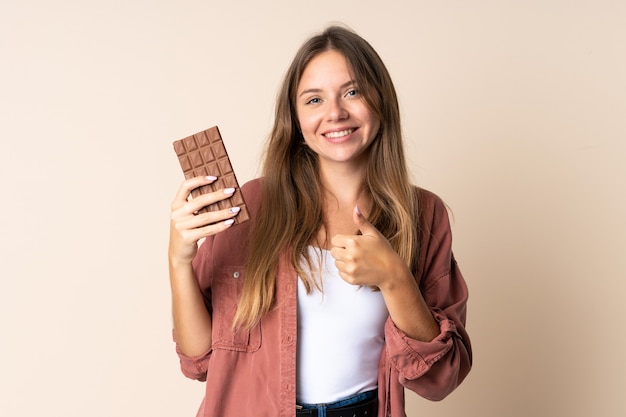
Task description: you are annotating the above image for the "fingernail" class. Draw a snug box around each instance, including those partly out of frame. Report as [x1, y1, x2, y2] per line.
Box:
[355, 205, 362, 216]
[229, 207, 241, 214]
[206, 175, 217, 181]
[224, 188, 235, 195]
[224, 219, 235, 226]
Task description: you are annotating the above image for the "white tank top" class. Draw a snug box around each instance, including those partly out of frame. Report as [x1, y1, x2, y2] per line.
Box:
[296, 246, 388, 404]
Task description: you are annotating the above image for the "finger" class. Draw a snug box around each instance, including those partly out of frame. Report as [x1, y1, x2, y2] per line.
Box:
[330, 234, 346, 249]
[330, 233, 360, 251]
[172, 175, 218, 207]
[171, 206, 238, 245]
[329, 245, 345, 261]
[183, 187, 236, 215]
[172, 219, 236, 257]
[334, 259, 359, 284]
[181, 217, 236, 242]
[353, 205, 378, 237]
[176, 206, 241, 231]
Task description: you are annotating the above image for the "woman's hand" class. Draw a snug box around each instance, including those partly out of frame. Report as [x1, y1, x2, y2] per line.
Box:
[169, 175, 241, 265]
[331, 205, 439, 341]
[330, 205, 407, 290]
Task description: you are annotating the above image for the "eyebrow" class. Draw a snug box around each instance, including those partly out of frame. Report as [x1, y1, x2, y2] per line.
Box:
[298, 80, 357, 98]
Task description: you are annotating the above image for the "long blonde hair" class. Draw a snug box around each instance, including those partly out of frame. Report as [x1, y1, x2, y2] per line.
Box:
[233, 25, 418, 330]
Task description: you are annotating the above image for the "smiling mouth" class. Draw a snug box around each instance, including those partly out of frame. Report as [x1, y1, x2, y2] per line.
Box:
[323, 128, 355, 139]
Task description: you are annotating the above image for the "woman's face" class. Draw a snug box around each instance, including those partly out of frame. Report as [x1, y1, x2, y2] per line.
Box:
[295, 49, 380, 170]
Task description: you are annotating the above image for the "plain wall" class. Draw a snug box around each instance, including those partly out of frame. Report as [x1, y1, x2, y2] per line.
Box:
[1, 1, 624, 416]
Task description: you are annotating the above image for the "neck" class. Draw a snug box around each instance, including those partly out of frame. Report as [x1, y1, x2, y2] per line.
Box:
[318, 162, 369, 210]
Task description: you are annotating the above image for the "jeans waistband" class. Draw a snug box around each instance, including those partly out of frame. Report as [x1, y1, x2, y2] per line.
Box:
[296, 390, 378, 417]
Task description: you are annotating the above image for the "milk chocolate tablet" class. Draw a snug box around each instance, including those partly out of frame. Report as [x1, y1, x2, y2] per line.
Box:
[173, 126, 249, 224]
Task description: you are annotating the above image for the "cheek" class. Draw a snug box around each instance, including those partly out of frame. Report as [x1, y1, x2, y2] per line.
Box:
[351, 102, 380, 131]
[297, 112, 319, 136]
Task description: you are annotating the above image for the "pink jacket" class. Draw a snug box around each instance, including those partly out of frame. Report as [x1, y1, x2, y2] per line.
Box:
[174, 178, 472, 417]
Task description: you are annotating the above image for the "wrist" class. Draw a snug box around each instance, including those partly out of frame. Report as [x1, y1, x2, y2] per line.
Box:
[378, 263, 414, 293]
[168, 252, 195, 272]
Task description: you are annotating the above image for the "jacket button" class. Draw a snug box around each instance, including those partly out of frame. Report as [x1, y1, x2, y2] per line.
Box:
[233, 271, 240, 278]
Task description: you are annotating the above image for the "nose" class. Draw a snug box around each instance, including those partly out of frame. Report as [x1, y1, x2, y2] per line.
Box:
[326, 98, 349, 121]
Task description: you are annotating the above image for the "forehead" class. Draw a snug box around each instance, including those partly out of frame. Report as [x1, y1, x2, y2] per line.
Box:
[297, 50, 355, 89]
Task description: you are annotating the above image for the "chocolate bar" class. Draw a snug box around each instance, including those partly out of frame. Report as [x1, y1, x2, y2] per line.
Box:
[173, 126, 249, 224]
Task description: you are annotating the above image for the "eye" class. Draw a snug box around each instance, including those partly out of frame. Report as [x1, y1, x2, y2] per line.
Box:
[345, 89, 359, 98]
[305, 97, 322, 105]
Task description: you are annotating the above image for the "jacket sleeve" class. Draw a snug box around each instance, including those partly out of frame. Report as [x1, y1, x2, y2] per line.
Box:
[173, 331, 212, 381]
[173, 234, 216, 382]
[384, 190, 472, 401]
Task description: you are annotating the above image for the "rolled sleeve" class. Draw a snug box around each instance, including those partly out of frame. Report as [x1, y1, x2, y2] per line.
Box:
[387, 262, 471, 400]
[384, 310, 458, 378]
[173, 330, 212, 381]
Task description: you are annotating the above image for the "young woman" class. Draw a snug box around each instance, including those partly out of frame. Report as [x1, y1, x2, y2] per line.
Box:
[168, 25, 472, 417]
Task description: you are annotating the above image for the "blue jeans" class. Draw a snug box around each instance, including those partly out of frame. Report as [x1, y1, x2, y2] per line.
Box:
[297, 390, 377, 417]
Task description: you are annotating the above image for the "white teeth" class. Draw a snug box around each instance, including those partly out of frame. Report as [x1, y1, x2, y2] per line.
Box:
[324, 129, 354, 138]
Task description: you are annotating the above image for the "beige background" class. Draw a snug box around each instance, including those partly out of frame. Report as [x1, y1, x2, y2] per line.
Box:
[1, 1, 624, 416]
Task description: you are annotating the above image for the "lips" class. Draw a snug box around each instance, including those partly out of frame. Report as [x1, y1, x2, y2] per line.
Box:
[323, 128, 355, 139]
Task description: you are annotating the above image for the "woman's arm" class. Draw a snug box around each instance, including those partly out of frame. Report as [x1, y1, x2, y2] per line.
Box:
[331, 195, 472, 399]
[330, 205, 440, 341]
[385, 190, 472, 400]
[168, 175, 240, 357]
